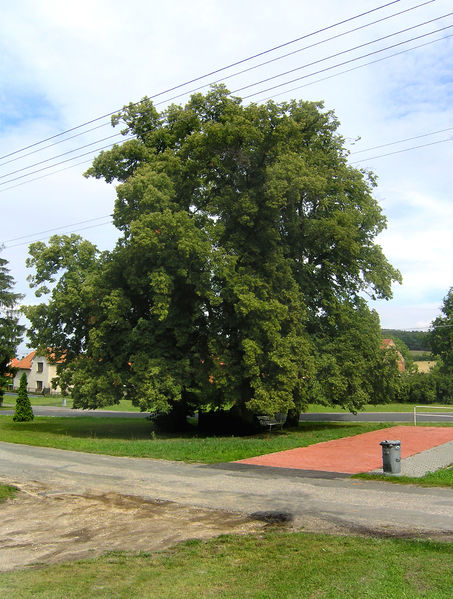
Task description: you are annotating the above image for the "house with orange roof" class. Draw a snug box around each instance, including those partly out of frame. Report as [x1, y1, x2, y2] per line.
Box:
[10, 350, 62, 394]
[381, 338, 405, 373]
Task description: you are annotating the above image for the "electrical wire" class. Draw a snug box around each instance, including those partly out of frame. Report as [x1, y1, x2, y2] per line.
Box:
[233, 10, 453, 95]
[258, 31, 453, 101]
[143, 0, 436, 111]
[350, 135, 453, 163]
[0, 133, 123, 181]
[0, 123, 110, 168]
[241, 21, 453, 99]
[350, 126, 453, 154]
[0, 137, 135, 187]
[3, 121, 453, 247]
[2, 14, 451, 186]
[0, 0, 404, 162]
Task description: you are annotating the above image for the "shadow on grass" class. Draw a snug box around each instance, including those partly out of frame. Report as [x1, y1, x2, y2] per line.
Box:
[0, 416, 388, 441]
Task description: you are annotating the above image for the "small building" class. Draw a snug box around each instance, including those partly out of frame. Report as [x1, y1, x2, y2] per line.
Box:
[381, 338, 405, 372]
[10, 350, 62, 394]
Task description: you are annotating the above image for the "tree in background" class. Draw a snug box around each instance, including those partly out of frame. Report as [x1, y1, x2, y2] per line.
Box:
[382, 329, 430, 351]
[13, 372, 34, 422]
[24, 87, 401, 430]
[0, 254, 24, 406]
[430, 288, 453, 374]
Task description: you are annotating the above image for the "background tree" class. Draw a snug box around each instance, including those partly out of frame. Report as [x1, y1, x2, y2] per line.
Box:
[0, 254, 24, 406]
[13, 372, 34, 422]
[25, 87, 401, 430]
[381, 329, 430, 351]
[430, 288, 453, 373]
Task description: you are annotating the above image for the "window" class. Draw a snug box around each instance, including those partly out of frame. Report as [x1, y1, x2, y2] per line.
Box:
[37, 362, 44, 373]
[36, 381, 43, 391]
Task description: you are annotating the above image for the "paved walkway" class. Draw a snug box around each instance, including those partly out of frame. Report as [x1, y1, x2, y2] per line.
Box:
[236, 426, 453, 476]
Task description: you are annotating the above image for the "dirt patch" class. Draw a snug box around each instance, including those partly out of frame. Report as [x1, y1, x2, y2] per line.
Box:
[0, 481, 268, 572]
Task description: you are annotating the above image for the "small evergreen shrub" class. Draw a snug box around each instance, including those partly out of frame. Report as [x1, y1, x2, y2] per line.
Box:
[13, 373, 34, 422]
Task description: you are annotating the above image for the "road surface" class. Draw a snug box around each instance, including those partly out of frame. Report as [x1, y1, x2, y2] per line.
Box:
[1, 441, 452, 540]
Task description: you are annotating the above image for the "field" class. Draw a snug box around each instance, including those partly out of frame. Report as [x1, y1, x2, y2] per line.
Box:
[0, 531, 452, 598]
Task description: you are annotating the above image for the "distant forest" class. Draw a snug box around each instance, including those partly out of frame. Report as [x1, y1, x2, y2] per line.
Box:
[381, 329, 430, 351]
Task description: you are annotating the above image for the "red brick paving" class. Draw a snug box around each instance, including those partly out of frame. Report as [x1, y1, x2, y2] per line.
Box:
[236, 426, 453, 474]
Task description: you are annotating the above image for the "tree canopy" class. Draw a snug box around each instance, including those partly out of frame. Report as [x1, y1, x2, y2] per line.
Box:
[429, 288, 453, 373]
[0, 254, 24, 404]
[24, 87, 402, 428]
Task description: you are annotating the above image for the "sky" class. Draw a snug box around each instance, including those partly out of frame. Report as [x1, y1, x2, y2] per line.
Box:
[1, 0, 452, 347]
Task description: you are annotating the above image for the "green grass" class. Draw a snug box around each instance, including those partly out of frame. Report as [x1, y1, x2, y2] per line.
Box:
[3, 395, 446, 414]
[356, 466, 453, 488]
[0, 483, 17, 503]
[306, 402, 450, 413]
[0, 416, 390, 463]
[1, 394, 142, 411]
[1, 531, 452, 598]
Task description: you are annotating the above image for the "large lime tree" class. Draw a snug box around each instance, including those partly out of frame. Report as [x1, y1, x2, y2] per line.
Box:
[25, 87, 401, 428]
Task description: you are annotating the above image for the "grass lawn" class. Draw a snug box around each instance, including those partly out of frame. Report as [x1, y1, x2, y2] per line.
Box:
[355, 467, 453, 488]
[1, 395, 142, 411]
[306, 402, 451, 413]
[1, 531, 452, 598]
[0, 483, 17, 503]
[0, 416, 391, 463]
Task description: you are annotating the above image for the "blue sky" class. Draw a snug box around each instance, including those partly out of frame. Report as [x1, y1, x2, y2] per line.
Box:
[1, 0, 453, 343]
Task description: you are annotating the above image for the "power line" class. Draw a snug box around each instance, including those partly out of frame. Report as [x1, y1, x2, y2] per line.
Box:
[350, 135, 453, 163]
[0, 27, 451, 194]
[0, 133, 123, 181]
[3, 220, 114, 250]
[2, 14, 450, 187]
[2, 215, 113, 244]
[258, 31, 453, 101]
[144, 0, 436, 110]
[0, 137, 134, 187]
[241, 21, 453, 99]
[0, 123, 110, 168]
[0, 0, 404, 162]
[3, 120, 453, 247]
[350, 126, 453, 154]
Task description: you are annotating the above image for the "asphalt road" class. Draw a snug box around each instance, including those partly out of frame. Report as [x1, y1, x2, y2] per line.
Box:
[2, 403, 453, 423]
[1, 441, 453, 539]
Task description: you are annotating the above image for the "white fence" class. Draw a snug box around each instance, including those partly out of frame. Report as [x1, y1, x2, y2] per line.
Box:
[413, 405, 453, 425]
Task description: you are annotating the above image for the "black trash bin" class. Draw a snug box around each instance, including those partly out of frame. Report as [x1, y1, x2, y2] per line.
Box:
[380, 440, 401, 474]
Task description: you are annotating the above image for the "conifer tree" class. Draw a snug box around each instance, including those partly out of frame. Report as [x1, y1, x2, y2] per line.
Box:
[13, 372, 34, 422]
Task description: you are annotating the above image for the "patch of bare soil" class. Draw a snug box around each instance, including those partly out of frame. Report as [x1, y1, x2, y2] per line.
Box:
[0, 481, 267, 572]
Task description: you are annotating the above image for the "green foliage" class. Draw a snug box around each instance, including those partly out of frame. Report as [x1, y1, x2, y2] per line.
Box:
[0, 255, 24, 405]
[382, 329, 430, 351]
[1, 532, 453, 598]
[402, 367, 453, 404]
[13, 373, 34, 422]
[25, 88, 401, 426]
[381, 334, 413, 368]
[430, 288, 453, 373]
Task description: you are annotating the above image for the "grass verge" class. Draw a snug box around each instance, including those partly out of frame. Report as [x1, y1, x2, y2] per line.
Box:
[306, 402, 451, 413]
[0, 416, 389, 463]
[1, 531, 452, 598]
[355, 466, 453, 488]
[1, 395, 142, 411]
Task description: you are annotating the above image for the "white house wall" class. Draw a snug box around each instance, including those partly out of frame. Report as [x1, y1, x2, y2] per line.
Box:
[12, 355, 61, 394]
